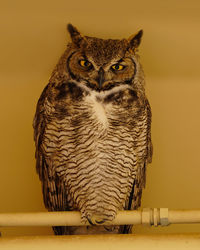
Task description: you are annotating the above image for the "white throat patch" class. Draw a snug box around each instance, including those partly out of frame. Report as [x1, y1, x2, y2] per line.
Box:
[86, 92, 108, 127]
[73, 80, 133, 127]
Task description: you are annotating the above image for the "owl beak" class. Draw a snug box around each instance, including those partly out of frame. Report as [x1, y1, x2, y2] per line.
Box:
[97, 67, 105, 89]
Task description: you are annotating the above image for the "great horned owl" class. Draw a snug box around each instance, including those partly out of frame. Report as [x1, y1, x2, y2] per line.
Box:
[33, 24, 152, 235]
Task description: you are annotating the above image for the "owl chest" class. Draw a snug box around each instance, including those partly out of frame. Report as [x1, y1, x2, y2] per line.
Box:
[45, 88, 143, 162]
[71, 93, 127, 133]
[66, 93, 137, 153]
[50, 89, 140, 146]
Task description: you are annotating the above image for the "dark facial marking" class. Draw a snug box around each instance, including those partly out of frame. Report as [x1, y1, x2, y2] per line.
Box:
[55, 82, 68, 100]
[104, 88, 138, 107]
[128, 89, 138, 103]
[85, 80, 100, 92]
[121, 57, 137, 85]
[104, 93, 115, 103]
[130, 57, 137, 78]
[102, 82, 119, 91]
[104, 91, 124, 104]
[68, 81, 84, 100]
[66, 51, 77, 80]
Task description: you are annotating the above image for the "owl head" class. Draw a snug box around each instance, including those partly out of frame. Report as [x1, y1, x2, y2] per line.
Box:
[54, 24, 144, 93]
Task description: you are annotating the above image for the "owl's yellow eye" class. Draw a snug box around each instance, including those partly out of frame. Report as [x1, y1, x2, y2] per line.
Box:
[79, 59, 92, 68]
[111, 64, 125, 71]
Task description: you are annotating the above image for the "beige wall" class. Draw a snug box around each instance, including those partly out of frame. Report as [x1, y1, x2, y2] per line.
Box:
[0, 0, 200, 236]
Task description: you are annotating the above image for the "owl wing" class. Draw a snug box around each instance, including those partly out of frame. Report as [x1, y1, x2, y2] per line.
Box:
[146, 98, 153, 164]
[133, 97, 152, 207]
[122, 97, 152, 233]
[128, 97, 152, 209]
[33, 84, 67, 212]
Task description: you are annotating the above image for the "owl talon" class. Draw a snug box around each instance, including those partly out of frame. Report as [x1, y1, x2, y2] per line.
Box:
[95, 219, 106, 224]
[86, 216, 95, 226]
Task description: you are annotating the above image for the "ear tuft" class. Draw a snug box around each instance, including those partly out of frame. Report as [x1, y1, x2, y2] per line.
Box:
[128, 29, 143, 50]
[67, 23, 84, 47]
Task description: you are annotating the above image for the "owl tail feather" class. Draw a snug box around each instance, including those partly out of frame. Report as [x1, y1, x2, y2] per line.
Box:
[53, 226, 69, 235]
[121, 225, 133, 234]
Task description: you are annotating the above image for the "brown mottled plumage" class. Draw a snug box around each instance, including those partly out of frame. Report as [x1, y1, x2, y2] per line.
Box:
[33, 24, 152, 235]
